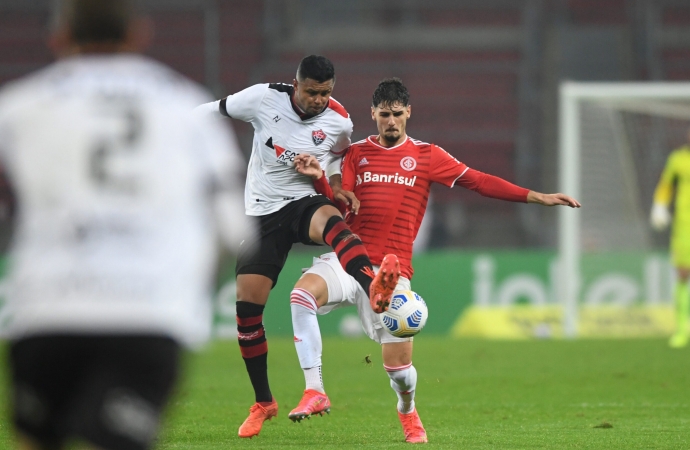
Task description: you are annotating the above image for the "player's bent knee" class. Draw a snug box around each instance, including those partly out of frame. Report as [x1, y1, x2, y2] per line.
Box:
[308, 205, 343, 243]
[381, 341, 413, 367]
[294, 274, 329, 307]
[236, 274, 273, 305]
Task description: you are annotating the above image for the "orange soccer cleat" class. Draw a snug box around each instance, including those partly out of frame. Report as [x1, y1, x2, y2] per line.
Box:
[368, 254, 401, 313]
[288, 389, 331, 423]
[398, 409, 428, 443]
[238, 399, 278, 438]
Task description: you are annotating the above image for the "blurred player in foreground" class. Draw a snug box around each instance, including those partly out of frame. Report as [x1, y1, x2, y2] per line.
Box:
[193, 56, 399, 438]
[289, 78, 581, 443]
[650, 131, 690, 348]
[0, 1, 251, 449]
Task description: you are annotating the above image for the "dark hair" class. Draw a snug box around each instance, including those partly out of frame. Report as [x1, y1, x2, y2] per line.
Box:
[296, 55, 335, 83]
[372, 78, 410, 108]
[58, 0, 134, 44]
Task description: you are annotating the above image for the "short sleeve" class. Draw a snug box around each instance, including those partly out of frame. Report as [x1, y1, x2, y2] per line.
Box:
[221, 83, 268, 123]
[325, 154, 344, 178]
[429, 144, 469, 187]
[330, 119, 353, 156]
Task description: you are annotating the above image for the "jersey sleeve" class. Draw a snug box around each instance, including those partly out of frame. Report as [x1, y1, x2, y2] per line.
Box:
[330, 119, 353, 157]
[325, 153, 344, 178]
[216, 83, 268, 123]
[429, 144, 469, 187]
[653, 151, 679, 206]
[340, 147, 357, 192]
[456, 168, 529, 202]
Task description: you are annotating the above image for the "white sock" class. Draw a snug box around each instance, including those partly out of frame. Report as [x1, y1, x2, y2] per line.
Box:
[385, 363, 417, 414]
[304, 366, 324, 393]
[291, 288, 325, 393]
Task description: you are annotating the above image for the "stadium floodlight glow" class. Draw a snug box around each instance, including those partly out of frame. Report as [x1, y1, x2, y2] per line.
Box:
[559, 82, 690, 338]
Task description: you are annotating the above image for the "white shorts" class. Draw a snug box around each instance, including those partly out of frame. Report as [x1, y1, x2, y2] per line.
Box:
[303, 252, 412, 344]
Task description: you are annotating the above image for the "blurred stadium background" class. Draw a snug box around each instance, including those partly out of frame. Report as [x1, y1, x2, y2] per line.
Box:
[2, 0, 690, 339]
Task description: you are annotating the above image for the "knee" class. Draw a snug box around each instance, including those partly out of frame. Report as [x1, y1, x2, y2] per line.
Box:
[236, 275, 272, 304]
[294, 274, 329, 307]
[382, 342, 413, 368]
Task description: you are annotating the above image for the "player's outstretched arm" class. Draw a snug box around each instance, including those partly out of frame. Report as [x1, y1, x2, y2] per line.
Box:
[455, 168, 581, 208]
[526, 191, 581, 208]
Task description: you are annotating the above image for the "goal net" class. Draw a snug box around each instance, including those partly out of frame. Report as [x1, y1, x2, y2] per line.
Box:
[559, 82, 690, 338]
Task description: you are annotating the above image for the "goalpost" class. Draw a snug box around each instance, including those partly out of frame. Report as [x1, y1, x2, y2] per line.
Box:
[559, 82, 690, 338]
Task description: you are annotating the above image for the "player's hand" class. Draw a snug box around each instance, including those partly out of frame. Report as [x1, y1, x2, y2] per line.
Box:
[527, 191, 581, 208]
[650, 203, 671, 231]
[335, 189, 360, 215]
[294, 154, 323, 179]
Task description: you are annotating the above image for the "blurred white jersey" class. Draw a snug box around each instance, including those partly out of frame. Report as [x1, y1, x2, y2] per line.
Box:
[194, 83, 353, 216]
[0, 54, 249, 348]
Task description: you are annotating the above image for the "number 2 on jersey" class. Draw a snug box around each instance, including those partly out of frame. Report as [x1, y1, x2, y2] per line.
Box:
[89, 99, 143, 195]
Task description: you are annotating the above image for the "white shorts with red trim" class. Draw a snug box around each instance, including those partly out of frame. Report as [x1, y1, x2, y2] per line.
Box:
[303, 252, 412, 344]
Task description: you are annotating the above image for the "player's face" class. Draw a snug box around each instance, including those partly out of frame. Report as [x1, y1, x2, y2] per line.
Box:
[292, 78, 335, 116]
[372, 102, 411, 145]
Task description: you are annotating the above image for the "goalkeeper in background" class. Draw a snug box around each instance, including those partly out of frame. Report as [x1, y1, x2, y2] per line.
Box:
[651, 134, 690, 348]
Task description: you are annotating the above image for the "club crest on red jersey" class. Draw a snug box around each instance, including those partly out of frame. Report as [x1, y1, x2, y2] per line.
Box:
[400, 156, 417, 171]
[312, 129, 327, 146]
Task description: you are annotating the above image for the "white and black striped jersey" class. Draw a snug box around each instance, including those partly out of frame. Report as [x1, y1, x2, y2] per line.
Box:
[194, 83, 353, 216]
[0, 54, 250, 348]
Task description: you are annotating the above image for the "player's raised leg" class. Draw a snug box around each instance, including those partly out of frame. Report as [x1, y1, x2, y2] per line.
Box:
[670, 267, 690, 348]
[371, 253, 402, 313]
[289, 273, 332, 422]
[383, 342, 427, 444]
[308, 205, 400, 312]
[236, 274, 278, 438]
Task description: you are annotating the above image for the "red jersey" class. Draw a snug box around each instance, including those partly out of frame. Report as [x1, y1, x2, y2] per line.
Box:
[314, 135, 530, 279]
[342, 136, 468, 279]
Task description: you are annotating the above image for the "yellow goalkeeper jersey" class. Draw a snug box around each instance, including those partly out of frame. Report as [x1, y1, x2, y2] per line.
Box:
[653, 145, 690, 266]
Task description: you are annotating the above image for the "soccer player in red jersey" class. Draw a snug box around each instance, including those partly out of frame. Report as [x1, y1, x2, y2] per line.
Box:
[287, 78, 580, 443]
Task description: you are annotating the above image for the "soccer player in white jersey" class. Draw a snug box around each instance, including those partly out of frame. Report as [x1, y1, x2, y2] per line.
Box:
[289, 78, 581, 443]
[0, 1, 250, 449]
[194, 56, 401, 438]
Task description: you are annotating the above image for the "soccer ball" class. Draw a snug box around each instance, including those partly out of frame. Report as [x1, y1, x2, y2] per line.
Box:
[380, 290, 428, 338]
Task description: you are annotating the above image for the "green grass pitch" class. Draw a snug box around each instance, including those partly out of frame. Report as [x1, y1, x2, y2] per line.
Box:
[2, 337, 690, 449]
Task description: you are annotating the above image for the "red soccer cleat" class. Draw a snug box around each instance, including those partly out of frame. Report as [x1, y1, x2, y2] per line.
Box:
[288, 389, 331, 423]
[398, 408, 428, 443]
[238, 399, 278, 438]
[368, 254, 401, 313]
